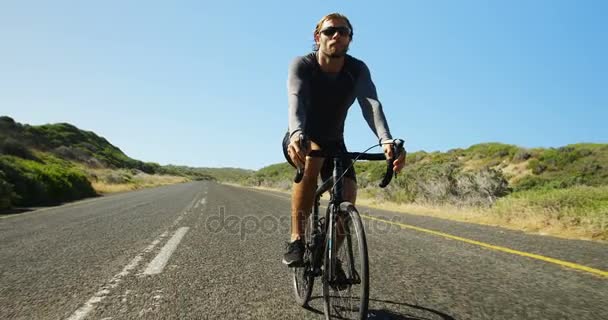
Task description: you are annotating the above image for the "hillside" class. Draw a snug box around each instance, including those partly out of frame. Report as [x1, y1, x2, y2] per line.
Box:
[244, 142, 608, 240]
[249, 142, 608, 199]
[0, 116, 157, 172]
[0, 116, 249, 210]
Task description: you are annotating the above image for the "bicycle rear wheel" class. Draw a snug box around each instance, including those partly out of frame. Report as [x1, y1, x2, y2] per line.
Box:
[292, 211, 315, 306]
[323, 202, 369, 320]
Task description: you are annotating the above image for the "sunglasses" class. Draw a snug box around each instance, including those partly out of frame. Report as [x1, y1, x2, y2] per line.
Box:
[319, 26, 351, 37]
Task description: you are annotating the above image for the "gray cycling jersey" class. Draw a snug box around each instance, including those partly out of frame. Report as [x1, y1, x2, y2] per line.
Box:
[287, 52, 392, 144]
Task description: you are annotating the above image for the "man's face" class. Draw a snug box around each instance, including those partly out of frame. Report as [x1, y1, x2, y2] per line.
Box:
[315, 18, 351, 58]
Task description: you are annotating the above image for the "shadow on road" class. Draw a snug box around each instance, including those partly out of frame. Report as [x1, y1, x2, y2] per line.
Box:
[367, 298, 455, 320]
[0, 207, 33, 216]
[303, 296, 454, 320]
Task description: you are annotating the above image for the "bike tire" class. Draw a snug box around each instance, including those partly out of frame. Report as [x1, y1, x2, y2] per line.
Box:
[292, 211, 315, 306]
[323, 202, 369, 320]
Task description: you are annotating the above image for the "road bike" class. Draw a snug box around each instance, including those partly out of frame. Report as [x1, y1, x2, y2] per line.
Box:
[291, 137, 404, 320]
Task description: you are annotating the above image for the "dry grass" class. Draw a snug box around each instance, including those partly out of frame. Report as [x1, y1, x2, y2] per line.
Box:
[501, 160, 532, 184]
[91, 171, 188, 194]
[92, 181, 137, 194]
[356, 198, 606, 242]
[461, 158, 532, 185]
[230, 183, 607, 242]
[461, 159, 487, 172]
[131, 172, 188, 187]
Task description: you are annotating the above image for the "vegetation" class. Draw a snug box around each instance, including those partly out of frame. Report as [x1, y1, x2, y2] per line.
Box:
[0, 116, 245, 210]
[0, 116, 161, 173]
[490, 185, 608, 238]
[0, 154, 96, 208]
[158, 165, 252, 182]
[2, 115, 606, 239]
[238, 142, 608, 240]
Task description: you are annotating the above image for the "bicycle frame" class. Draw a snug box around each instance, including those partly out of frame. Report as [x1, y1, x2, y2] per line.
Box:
[307, 156, 353, 281]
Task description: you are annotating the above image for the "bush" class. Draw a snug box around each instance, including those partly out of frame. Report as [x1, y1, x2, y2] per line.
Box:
[537, 147, 587, 171]
[527, 159, 547, 175]
[138, 162, 161, 174]
[0, 170, 17, 210]
[373, 162, 510, 206]
[513, 148, 532, 162]
[466, 143, 518, 160]
[103, 170, 133, 184]
[0, 116, 21, 133]
[52, 145, 94, 163]
[0, 137, 37, 160]
[0, 155, 96, 206]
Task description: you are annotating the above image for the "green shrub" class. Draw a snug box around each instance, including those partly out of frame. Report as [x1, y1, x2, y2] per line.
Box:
[0, 137, 37, 160]
[528, 159, 547, 175]
[0, 170, 17, 210]
[0, 155, 96, 207]
[466, 143, 518, 160]
[363, 161, 510, 206]
[512, 148, 532, 162]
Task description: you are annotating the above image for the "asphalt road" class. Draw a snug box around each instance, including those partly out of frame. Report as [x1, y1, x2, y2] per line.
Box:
[1, 181, 606, 319]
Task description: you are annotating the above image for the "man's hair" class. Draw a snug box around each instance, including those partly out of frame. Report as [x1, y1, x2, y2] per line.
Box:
[312, 13, 353, 51]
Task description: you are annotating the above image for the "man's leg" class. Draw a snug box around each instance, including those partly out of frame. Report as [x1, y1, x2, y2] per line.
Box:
[283, 141, 323, 266]
[290, 154, 323, 241]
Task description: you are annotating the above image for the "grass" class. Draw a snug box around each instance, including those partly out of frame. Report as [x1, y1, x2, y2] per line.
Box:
[501, 159, 532, 184]
[91, 181, 137, 194]
[359, 185, 607, 241]
[90, 169, 188, 194]
[234, 183, 608, 242]
[488, 185, 608, 240]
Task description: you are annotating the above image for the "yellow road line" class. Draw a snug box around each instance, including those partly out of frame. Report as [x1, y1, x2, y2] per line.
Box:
[362, 214, 608, 278]
[240, 186, 608, 278]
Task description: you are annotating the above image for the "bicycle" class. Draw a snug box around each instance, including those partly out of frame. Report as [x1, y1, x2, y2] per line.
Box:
[291, 136, 405, 320]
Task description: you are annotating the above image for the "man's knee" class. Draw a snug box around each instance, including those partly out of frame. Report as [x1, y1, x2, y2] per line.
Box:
[301, 154, 323, 181]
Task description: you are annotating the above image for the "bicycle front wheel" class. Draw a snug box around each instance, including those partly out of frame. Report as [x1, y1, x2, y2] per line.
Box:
[292, 210, 315, 306]
[323, 202, 369, 320]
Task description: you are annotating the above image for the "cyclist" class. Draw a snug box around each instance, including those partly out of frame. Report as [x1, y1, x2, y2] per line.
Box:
[282, 13, 406, 267]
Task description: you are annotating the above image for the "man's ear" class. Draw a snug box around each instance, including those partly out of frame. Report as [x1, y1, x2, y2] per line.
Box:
[314, 32, 320, 45]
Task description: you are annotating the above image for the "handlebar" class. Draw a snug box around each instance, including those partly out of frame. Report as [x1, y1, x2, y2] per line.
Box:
[292, 134, 405, 188]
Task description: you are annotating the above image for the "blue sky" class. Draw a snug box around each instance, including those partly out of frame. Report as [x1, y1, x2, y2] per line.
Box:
[1, 1, 606, 170]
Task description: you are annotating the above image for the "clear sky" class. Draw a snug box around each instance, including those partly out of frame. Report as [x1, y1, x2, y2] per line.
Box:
[2, 1, 606, 170]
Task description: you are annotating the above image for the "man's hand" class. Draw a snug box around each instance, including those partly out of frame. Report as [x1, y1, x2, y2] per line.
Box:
[383, 141, 406, 174]
[288, 134, 310, 168]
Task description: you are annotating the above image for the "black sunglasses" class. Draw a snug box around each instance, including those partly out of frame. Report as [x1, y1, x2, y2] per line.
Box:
[320, 26, 351, 37]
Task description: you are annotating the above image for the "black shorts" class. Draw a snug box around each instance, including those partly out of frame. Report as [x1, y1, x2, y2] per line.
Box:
[282, 132, 356, 182]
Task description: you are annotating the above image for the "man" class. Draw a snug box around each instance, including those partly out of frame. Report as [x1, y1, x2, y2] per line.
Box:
[282, 13, 406, 266]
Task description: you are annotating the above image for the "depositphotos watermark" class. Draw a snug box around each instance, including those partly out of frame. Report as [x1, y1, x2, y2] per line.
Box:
[204, 206, 403, 241]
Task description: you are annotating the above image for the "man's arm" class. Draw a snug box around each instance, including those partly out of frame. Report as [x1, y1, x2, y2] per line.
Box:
[356, 61, 393, 143]
[287, 57, 309, 142]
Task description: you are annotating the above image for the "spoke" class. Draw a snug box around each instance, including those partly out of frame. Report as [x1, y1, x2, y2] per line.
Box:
[327, 214, 363, 319]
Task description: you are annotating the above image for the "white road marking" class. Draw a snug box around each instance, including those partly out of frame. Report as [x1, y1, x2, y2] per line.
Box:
[200, 198, 206, 205]
[172, 216, 184, 227]
[66, 231, 169, 320]
[185, 198, 197, 211]
[143, 227, 190, 275]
